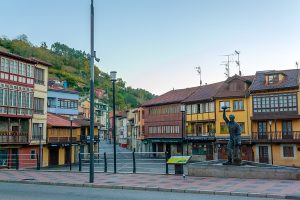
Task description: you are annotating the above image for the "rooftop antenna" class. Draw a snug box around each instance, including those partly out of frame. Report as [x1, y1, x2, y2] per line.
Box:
[220, 54, 234, 78]
[296, 61, 299, 69]
[235, 50, 241, 76]
[195, 66, 202, 86]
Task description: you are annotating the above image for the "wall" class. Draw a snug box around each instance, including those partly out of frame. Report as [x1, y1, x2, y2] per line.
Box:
[58, 147, 65, 165]
[47, 90, 79, 115]
[215, 98, 251, 137]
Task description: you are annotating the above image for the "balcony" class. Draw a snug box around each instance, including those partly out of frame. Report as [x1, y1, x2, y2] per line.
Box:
[186, 132, 216, 141]
[48, 136, 77, 144]
[0, 131, 28, 144]
[252, 131, 300, 143]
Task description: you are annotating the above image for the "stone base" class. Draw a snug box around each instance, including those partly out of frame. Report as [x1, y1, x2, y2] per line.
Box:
[188, 160, 300, 180]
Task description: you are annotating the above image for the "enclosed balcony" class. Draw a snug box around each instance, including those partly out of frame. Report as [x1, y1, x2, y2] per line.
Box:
[252, 131, 300, 143]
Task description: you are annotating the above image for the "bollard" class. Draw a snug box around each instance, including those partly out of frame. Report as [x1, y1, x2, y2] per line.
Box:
[37, 154, 40, 170]
[104, 152, 107, 173]
[165, 152, 169, 175]
[132, 150, 136, 173]
[15, 154, 19, 170]
[79, 153, 82, 172]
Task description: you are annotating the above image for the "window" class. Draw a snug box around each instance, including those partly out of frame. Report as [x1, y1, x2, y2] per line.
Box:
[30, 150, 36, 160]
[209, 102, 214, 112]
[283, 146, 294, 157]
[267, 74, 279, 84]
[34, 67, 44, 85]
[253, 93, 297, 113]
[58, 98, 78, 109]
[192, 104, 197, 114]
[219, 101, 230, 111]
[220, 122, 229, 134]
[32, 123, 43, 140]
[34, 98, 44, 114]
[233, 100, 244, 111]
[186, 105, 191, 114]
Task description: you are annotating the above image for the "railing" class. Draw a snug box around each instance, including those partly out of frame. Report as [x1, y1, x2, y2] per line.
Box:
[79, 151, 171, 174]
[48, 137, 77, 143]
[252, 131, 300, 142]
[186, 132, 215, 137]
[0, 153, 38, 169]
[80, 135, 100, 142]
[0, 131, 28, 144]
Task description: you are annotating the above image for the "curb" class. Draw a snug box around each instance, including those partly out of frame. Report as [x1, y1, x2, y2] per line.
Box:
[0, 179, 290, 199]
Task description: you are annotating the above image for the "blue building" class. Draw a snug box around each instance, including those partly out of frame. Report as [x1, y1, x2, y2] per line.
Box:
[47, 87, 79, 115]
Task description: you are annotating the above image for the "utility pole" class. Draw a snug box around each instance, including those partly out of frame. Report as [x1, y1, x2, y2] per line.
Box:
[195, 66, 202, 86]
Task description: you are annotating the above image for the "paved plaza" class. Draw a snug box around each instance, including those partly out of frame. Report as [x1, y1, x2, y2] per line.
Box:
[0, 170, 300, 199]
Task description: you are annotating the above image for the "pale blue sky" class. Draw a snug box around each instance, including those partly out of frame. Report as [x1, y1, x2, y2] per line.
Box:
[1, 0, 300, 94]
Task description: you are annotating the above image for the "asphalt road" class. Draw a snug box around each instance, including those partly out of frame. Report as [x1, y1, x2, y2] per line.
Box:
[0, 182, 280, 200]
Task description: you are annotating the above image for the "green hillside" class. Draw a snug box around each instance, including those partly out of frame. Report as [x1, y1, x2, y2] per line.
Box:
[0, 34, 155, 110]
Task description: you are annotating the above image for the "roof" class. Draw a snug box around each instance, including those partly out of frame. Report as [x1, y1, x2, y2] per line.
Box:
[249, 69, 299, 92]
[48, 86, 79, 94]
[183, 82, 224, 103]
[29, 57, 52, 67]
[0, 50, 36, 64]
[73, 117, 102, 127]
[214, 75, 254, 98]
[142, 86, 199, 107]
[47, 113, 80, 128]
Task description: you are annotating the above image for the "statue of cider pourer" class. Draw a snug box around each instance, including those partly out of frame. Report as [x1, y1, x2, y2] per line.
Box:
[221, 105, 242, 165]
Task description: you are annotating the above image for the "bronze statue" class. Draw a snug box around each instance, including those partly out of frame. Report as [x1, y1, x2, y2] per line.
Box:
[222, 106, 241, 165]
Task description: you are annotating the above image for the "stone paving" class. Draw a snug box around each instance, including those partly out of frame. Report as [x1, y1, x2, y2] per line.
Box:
[0, 170, 300, 199]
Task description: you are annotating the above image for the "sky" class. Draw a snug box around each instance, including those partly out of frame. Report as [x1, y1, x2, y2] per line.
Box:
[1, 0, 300, 95]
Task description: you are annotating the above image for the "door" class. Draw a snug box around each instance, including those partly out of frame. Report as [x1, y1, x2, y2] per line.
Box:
[258, 122, 267, 139]
[258, 146, 269, 164]
[65, 147, 71, 165]
[206, 144, 214, 160]
[282, 121, 292, 139]
[196, 124, 203, 136]
[0, 149, 8, 167]
[49, 147, 59, 166]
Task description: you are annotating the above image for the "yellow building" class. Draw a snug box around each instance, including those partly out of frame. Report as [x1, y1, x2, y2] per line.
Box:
[31, 58, 52, 167]
[46, 113, 80, 166]
[214, 75, 254, 161]
[249, 69, 300, 167]
[183, 82, 223, 160]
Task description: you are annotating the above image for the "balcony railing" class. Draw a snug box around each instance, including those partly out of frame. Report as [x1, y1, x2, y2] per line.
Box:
[0, 131, 28, 144]
[80, 135, 100, 143]
[186, 132, 215, 137]
[252, 131, 300, 142]
[48, 136, 77, 144]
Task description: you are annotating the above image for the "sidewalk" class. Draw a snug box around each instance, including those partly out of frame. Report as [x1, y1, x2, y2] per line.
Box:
[0, 170, 300, 199]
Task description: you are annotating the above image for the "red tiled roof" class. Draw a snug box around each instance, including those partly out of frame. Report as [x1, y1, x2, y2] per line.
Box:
[142, 87, 199, 107]
[29, 57, 52, 67]
[183, 82, 224, 103]
[0, 50, 36, 64]
[48, 86, 79, 93]
[47, 113, 80, 127]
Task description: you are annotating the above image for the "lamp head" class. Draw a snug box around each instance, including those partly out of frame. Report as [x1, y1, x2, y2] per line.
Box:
[110, 71, 117, 81]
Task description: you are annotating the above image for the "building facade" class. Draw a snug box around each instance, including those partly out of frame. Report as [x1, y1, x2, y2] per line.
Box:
[249, 69, 300, 167]
[142, 87, 198, 155]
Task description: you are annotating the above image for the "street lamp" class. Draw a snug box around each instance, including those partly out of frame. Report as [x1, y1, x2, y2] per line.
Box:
[38, 123, 43, 170]
[180, 104, 185, 156]
[269, 120, 273, 165]
[69, 115, 74, 171]
[110, 71, 117, 174]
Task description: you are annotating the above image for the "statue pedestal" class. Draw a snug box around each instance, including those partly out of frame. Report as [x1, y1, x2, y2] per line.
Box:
[188, 160, 300, 180]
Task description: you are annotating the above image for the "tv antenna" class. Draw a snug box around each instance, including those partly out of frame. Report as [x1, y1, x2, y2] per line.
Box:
[195, 66, 202, 86]
[220, 54, 234, 78]
[235, 50, 241, 76]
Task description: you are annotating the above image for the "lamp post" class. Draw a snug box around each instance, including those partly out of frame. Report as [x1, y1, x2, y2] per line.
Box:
[110, 71, 117, 173]
[269, 120, 273, 165]
[38, 123, 43, 170]
[180, 104, 185, 156]
[89, 0, 100, 183]
[69, 115, 74, 171]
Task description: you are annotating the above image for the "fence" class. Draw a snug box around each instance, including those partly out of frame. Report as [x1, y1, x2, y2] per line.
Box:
[0, 153, 38, 170]
[79, 151, 172, 174]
